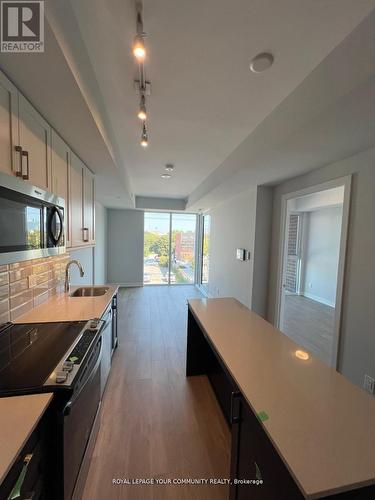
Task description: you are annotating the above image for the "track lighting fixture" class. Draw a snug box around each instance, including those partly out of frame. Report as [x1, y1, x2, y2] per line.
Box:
[133, 1, 151, 146]
[138, 95, 147, 121]
[141, 122, 148, 147]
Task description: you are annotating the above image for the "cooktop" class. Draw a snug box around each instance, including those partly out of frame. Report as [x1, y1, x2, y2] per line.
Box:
[0, 321, 87, 395]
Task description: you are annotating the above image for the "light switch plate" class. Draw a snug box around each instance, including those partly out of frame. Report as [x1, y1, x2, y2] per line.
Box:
[364, 374, 375, 394]
[236, 248, 251, 261]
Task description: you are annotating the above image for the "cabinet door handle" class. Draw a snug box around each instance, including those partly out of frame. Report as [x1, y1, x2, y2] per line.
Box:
[14, 145, 23, 177]
[230, 391, 241, 424]
[8, 453, 33, 500]
[21, 150, 29, 180]
[83, 227, 89, 242]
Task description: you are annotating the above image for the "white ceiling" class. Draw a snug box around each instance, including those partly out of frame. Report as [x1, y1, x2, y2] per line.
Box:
[67, 0, 375, 203]
[187, 8, 375, 210]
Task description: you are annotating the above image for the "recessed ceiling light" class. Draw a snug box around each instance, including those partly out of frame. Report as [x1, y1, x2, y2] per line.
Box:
[250, 52, 274, 73]
[295, 349, 309, 361]
[161, 173, 171, 179]
[165, 164, 174, 172]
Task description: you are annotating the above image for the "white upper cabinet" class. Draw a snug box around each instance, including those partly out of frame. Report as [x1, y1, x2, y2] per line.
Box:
[70, 151, 95, 248]
[18, 94, 51, 191]
[0, 67, 96, 249]
[83, 167, 95, 245]
[0, 72, 20, 177]
[70, 151, 84, 248]
[51, 130, 71, 247]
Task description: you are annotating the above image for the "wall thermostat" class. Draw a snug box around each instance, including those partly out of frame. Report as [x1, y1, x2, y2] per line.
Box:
[236, 248, 251, 261]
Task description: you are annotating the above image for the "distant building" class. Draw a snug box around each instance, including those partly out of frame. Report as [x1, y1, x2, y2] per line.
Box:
[175, 231, 195, 261]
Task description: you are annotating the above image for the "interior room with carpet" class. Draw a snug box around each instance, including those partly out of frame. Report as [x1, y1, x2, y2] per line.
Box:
[1, 1, 375, 499]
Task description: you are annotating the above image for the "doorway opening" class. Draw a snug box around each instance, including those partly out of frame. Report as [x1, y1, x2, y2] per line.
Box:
[143, 212, 197, 285]
[277, 177, 351, 368]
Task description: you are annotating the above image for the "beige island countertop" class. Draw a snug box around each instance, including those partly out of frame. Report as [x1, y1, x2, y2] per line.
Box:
[0, 393, 53, 484]
[14, 285, 119, 324]
[188, 297, 375, 499]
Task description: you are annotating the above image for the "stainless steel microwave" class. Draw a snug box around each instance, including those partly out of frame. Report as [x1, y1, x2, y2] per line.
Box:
[0, 171, 66, 265]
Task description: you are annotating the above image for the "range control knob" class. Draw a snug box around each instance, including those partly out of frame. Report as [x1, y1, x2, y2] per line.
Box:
[62, 361, 74, 372]
[56, 371, 68, 384]
[89, 319, 100, 330]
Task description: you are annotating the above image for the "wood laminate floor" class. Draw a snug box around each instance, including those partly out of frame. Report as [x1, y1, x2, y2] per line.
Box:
[82, 286, 231, 500]
[282, 294, 335, 365]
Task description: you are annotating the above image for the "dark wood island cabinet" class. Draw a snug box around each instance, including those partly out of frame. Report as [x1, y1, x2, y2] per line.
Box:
[186, 298, 375, 500]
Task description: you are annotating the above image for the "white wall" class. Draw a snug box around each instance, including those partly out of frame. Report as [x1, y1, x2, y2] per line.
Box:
[301, 206, 342, 307]
[252, 187, 273, 317]
[94, 202, 107, 284]
[268, 146, 375, 388]
[107, 209, 144, 285]
[207, 186, 272, 312]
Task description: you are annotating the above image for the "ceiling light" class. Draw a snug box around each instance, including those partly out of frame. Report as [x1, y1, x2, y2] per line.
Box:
[165, 164, 174, 172]
[250, 52, 274, 73]
[138, 95, 147, 120]
[133, 34, 146, 61]
[295, 350, 309, 361]
[141, 123, 148, 147]
[161, 174, 171, 179]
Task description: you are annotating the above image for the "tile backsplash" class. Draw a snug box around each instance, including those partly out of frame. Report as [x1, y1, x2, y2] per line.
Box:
[0, 254, 70, 325]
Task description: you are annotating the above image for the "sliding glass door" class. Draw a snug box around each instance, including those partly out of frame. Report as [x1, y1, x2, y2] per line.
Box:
[171, 213, 196, 284]
[143, 212, 197, 285]
[144, 212, 170, 284]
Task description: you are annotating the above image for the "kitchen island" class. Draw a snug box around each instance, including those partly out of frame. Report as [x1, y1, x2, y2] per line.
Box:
[187, 297, 375, 499]
[0, 394, 53, 485]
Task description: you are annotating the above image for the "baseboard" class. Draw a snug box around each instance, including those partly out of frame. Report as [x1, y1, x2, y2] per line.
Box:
[302, 292, 335, 308]
[108, 282, 144, 288]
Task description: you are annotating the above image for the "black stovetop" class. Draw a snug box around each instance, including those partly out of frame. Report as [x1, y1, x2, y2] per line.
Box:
[0, 321, 86, 395]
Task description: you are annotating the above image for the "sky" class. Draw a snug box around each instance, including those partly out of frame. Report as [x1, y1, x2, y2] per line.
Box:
[144, 212, 196, 234]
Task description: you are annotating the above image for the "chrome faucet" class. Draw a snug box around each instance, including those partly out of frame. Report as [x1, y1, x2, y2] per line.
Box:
[65, 260, 85, 293]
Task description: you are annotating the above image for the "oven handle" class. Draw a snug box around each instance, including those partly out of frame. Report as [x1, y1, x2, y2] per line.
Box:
[48, 206, 64, 245]
[63, 336, 103, 417]
[7, 453, 33, 500]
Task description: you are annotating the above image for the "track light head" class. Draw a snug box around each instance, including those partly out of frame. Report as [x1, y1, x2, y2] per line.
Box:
[141, 123, 148, 147]
[138, 95, 147, 120]
[133, 34, 146, 61]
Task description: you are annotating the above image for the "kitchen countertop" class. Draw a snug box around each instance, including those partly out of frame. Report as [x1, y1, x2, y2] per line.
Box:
[14, 285, 119, 323]
[188, 297, 375, 499]
[0, 393, 53, 484]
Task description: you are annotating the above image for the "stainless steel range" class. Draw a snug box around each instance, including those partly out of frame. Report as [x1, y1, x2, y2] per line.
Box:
[0, 317, 108, 500]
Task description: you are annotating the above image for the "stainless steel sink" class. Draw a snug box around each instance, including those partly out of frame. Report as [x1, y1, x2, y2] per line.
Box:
[70, 287, 109, 297]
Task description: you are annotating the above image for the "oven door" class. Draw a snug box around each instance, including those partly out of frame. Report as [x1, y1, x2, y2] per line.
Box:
[62, 336, 102, 500]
